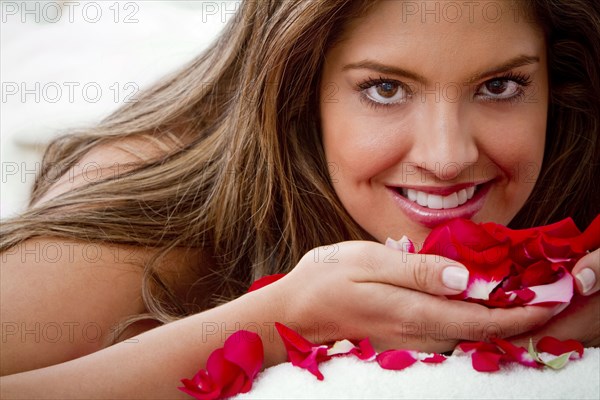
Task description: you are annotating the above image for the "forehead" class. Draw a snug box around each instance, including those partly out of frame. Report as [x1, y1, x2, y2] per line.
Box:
[329, 0, 545, 74]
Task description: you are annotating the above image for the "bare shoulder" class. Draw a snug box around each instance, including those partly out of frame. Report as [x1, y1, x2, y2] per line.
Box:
[0, 237, 205, 376]
[1, 134, 209, 376]
[0, 237, 144, 376]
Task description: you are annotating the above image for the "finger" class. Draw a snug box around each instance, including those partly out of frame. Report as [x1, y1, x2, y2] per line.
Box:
[418, 297, 560, 342]
[572, 249, 599, 295]
[353, 243, 470, 296]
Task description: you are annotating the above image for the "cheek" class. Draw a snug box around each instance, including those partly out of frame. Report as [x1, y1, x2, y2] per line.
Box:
[320, 102, 413, 185]
[488, 110, 546, 184]
[479, 105, 547, 222]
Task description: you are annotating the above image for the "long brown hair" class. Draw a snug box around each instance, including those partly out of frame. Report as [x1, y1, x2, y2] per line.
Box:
[1, 0, 598, 339]
[512, 0, 600, 229]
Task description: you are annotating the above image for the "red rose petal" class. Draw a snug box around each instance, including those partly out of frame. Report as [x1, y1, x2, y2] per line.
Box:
[351, 338, 377, 361]
[536, 336, 584, 359]
[521, 261, 560, 286]
[376, 350, 418, 370]
[297, 346, 330, 380]
[415, 216, 600, 308]
[205, 349, 241, 392]
[421, 353, 447, 364]
[247, 273, 286, 292]
[219, 372, 247, 398]
[275, 322, 316, 354]
[471, 350, 503, 372]
[179, 330, 264, 399]
[179, 369, 220, 400]
[457, 341, 502, 354]
[575, 214, 600, 252]
[491, 338, 539, 368]
[275, 322, 331, 380]
[223, 331, 264, 382]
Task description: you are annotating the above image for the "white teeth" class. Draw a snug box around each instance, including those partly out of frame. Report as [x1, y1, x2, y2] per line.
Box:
[427, 194, 443, 209]
[442, 192, 459, 209]
[417, 191, 428, 207]
[407, 188, 417, 202]
[400, 186, 478, 209]
[466, 186, 475, 199]
[457, 189, 468, 205]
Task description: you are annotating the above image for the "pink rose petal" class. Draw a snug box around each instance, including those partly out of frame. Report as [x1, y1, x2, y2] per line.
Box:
[328, 338, 376, 361]
[327, 339, 356, 356]
[524, 268, 574, 305]
[376, 350, 418, 370]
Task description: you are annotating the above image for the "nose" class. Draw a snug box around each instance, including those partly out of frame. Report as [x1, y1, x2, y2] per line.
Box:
[407, 100, 479, 181]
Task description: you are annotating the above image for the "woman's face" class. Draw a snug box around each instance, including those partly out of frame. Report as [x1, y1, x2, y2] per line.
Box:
[320, 0, 548, 244]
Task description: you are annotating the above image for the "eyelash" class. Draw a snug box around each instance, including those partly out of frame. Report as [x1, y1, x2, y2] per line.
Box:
[478, 72, 532, 103]
[355, 72, 533, 109]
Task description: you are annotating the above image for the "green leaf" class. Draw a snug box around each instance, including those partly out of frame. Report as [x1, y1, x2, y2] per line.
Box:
[542, 352, 573, 370]
[527, 338, 541, 362]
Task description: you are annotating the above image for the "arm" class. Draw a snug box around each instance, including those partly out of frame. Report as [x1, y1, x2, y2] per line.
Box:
[0, 288, 287, 399]
[2, 240, 559, 399]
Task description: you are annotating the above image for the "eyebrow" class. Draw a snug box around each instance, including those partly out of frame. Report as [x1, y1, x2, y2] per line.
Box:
[342, 55, 540, 85]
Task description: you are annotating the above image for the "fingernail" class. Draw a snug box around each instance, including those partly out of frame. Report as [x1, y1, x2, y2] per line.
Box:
[442, 266, 469, 291]
[575, 268, 596, 295]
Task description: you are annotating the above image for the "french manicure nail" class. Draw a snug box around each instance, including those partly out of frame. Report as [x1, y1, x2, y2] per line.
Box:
[442, 266, 469, 291]
[575, 268, 596, 295]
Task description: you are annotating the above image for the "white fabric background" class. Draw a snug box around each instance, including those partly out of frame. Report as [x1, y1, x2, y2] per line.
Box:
[1, 0, 234, 218]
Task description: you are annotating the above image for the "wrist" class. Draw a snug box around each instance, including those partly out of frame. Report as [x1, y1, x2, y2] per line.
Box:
[232, 286, 289, 367]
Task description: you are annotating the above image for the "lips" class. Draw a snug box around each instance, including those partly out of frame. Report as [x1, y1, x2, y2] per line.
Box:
[387, 181, 492, 228]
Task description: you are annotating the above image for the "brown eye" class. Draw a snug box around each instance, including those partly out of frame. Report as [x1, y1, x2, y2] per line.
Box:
[485, 79, 509, 95]
[363, 81, 408, 105]
[375, 82, 399, 98]
[479, 79, 521, 99]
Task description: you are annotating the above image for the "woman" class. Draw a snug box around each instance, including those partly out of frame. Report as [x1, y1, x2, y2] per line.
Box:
[1, 0, 599, 398]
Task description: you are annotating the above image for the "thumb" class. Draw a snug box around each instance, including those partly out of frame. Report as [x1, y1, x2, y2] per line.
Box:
[572, 249, 600, 295]
[357, 243, 470, 296]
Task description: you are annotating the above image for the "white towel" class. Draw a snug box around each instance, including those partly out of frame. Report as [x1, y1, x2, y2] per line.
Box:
[236, 348, 599, 399]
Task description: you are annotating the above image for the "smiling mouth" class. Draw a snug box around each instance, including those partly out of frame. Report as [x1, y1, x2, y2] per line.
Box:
[386, 181, 492, 228]
[396, 185, 479, 210]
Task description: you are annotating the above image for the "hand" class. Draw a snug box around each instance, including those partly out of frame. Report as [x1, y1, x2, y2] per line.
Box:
[509, 248, 600, 348]
[268, 241, 560, 354]
[573, 248, 600, 296]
